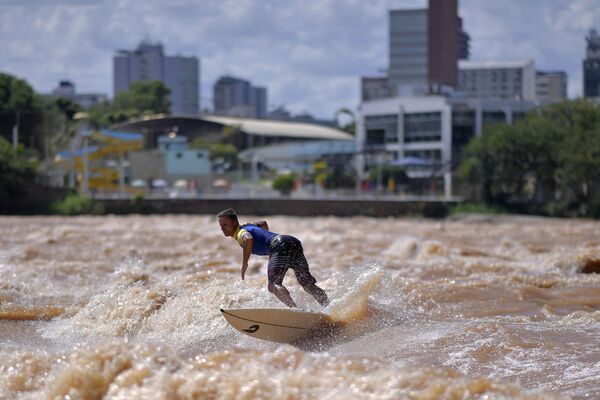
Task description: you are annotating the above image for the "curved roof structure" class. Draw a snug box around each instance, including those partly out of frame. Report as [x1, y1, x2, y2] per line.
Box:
[113, 115, 354, 154]
[201, 115, 353, 141]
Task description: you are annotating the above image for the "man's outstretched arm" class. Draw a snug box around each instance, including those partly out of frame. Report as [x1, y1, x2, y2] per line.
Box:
[241, 234, 253, 280]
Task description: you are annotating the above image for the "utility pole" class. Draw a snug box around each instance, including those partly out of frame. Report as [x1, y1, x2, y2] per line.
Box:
[81, 134, 89, 196]
[12, 111, 19, 151]
[12, 125, 18, 151]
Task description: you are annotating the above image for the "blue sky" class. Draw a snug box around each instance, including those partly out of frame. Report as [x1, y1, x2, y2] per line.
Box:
[1, 0, 599, 119]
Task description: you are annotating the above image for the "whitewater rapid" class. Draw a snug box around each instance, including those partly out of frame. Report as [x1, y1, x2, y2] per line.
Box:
[0, 214, 599, 399]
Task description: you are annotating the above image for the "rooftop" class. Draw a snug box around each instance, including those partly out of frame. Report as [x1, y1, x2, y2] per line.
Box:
[459, 59, 534, 70]
[201, 115, 353, 141]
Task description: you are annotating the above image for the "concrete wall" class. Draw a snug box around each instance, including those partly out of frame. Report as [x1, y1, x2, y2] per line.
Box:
[99, 197, 454, 218]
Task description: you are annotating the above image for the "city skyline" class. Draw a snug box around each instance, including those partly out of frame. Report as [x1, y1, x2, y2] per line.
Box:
[1, 0, 599, 119]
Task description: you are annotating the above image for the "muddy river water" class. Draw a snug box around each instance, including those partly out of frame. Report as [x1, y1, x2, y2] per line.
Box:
[0, 214, 599, 399]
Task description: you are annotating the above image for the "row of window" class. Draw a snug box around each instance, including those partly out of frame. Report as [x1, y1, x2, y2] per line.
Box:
[364, 110, 530, 147]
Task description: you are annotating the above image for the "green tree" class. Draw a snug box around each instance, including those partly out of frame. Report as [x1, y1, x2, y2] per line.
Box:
[460, 99, 600, 217]
[272, 172, 295, 194]
[0, 73, 44, 152]
[52, 97, 82, 121]
[113, 81, 171, 114]
[0, 137, 38, 206]
[334, 107, 356, 135]
[88, 81, 171, 128]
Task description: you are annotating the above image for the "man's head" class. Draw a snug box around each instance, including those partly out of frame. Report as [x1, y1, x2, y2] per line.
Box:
[217, 208, 239, 237]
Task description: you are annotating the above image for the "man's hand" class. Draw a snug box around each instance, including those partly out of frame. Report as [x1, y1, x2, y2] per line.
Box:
[241, 262, 248, 280]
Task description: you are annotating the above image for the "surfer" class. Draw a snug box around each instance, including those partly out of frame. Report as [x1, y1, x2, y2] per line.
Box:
[217, 208, 329, 308]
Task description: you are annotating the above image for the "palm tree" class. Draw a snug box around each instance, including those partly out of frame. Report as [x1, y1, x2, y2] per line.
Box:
[334, 108, 356, 135]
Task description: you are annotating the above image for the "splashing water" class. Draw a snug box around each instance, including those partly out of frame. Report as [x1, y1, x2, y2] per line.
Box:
[326, 263, 385, 322]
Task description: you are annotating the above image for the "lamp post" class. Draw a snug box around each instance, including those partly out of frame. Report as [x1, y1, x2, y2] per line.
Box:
[376, 152, 385, 195]
[12, 125, 18, 151]
[73, 112, 91, 196]
[81, 129, 92, 196]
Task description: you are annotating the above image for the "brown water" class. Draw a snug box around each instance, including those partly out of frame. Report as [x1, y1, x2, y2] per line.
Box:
[0, 215, 599, 399]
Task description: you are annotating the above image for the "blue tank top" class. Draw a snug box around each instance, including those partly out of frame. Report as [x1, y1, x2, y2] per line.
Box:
[241, 224, 278, 256]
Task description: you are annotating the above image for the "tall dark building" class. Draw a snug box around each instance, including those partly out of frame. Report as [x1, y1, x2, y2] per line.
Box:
[458, 17, 470, 60]
[213, 76, 267, 118]
[113, 41, 199, 115]
[583, 29, 600, 98]
[428, 0, 459, 88]
[373, 0, 467, 100]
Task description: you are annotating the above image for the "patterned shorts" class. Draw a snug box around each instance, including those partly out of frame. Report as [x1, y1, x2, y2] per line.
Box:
[267, 235, 317, 287]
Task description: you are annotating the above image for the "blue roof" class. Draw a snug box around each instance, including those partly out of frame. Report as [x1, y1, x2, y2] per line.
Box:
[57, 146, 99, 159]
[390, 157, 433, 166]
[100, 129, 143, 141]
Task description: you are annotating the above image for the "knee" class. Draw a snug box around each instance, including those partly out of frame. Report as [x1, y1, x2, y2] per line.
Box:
[268, 283, 276, 293]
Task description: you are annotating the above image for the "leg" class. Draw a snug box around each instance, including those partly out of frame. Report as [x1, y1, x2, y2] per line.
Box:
[292, 249, 329, 306]
[267, 237, 300, 308]
[267, 266, 297, 308]
[302, 283, 329, 306]
[268, 282, 297, 308]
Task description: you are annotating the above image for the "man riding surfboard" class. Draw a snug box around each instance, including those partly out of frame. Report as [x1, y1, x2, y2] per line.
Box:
[217, 208, 329, 308]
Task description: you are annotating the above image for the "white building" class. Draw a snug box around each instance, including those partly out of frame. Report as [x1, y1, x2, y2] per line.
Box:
[536, 71, 567, 103]
[458, 60, 536, 101]
[356, 96, 542, 198]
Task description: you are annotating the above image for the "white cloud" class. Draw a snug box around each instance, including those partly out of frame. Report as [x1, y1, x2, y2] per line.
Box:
[0, 0, 598, 118]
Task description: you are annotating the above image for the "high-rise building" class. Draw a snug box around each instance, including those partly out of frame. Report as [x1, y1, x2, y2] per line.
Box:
[428, 0, 459, 88]
[213, 76, 267, 118]
[536, 71, 567, 103]
[458, 18, 470, 60]
[113, 41, 199, 115]
[458, 60, 536, 101]
[388, 8, 429, 91]
[165, 56, 200, 116]
[583, 29, 600, 99]
[372, 0, 466, 99]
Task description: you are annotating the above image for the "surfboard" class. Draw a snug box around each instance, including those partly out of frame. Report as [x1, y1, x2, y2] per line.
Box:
[220, 307, 331, 343]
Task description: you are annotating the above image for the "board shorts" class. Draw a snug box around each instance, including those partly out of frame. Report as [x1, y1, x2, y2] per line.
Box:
[267, 235, 317, 287]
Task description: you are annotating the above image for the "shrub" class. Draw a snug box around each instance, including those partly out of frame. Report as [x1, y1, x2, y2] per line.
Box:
[272, 173, 295, 194]
[52, 194, 104, 215]
[450, 202, 505, 215]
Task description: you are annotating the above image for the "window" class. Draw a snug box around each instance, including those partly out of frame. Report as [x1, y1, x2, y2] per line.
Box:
[365, 114, 398, 145]
[404, 112, 441, 143]
[366, 129, 385, 146]
[483, 111, 506, 125]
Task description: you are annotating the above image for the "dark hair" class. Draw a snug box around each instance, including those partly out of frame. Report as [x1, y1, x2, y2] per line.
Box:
[217, 208, 238, 224]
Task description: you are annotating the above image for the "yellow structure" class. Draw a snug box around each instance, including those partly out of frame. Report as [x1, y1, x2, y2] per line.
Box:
[56, 129, 143, 193]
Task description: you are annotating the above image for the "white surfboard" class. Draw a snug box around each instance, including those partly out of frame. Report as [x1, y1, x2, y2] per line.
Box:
[220, 307, 331, 343]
